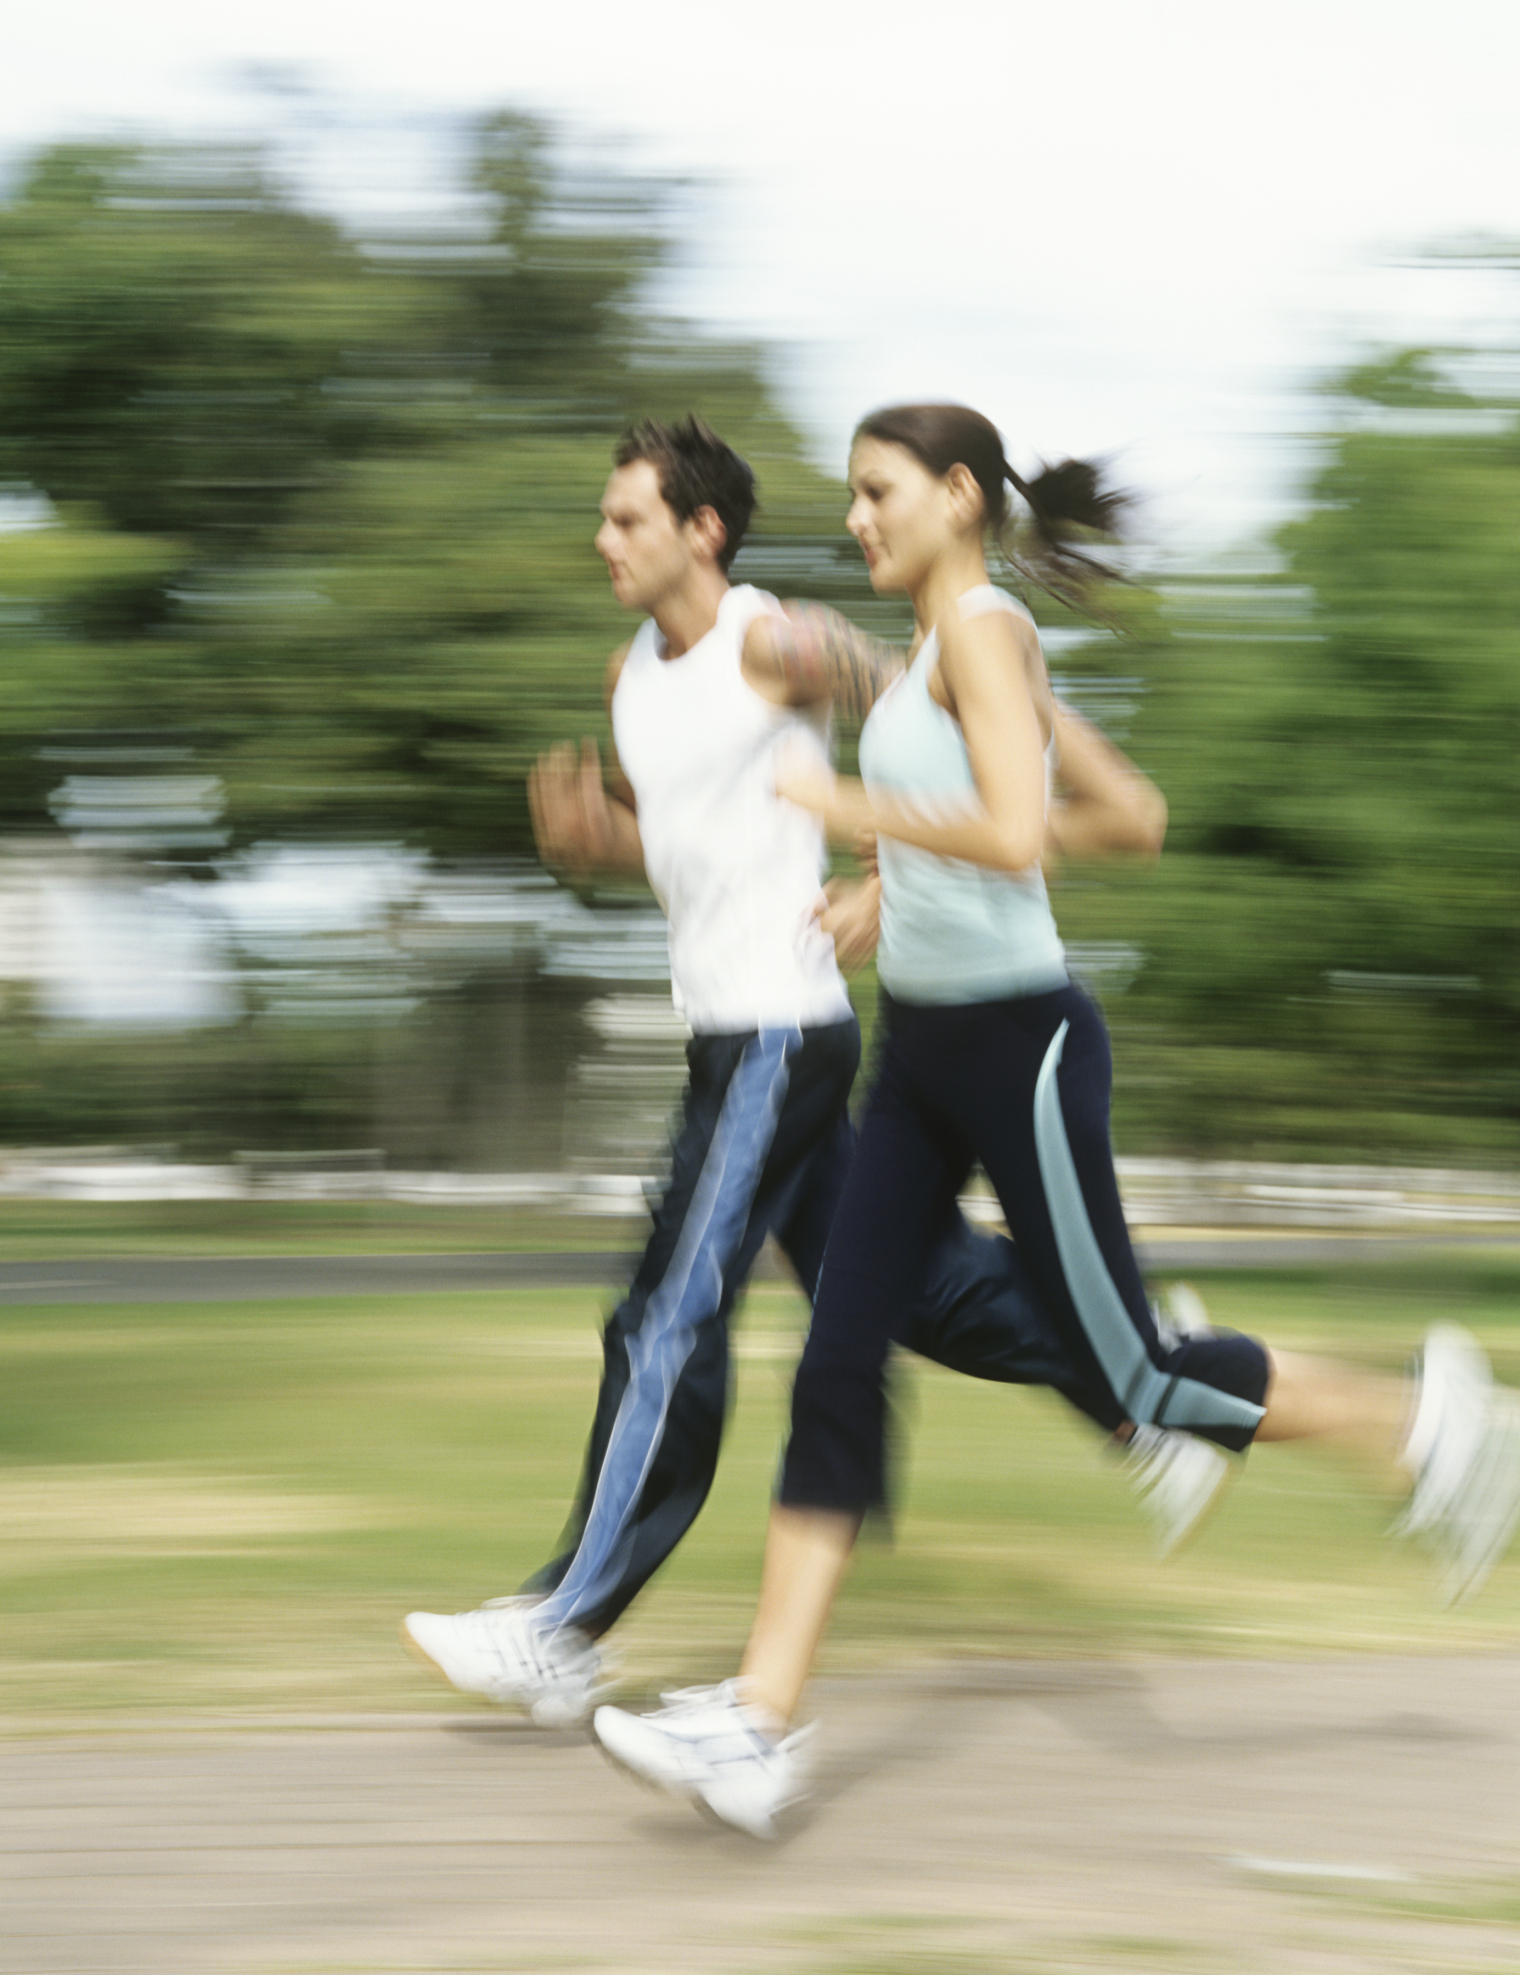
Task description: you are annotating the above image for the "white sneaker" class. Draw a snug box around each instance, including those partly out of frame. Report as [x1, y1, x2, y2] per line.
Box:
[1154, 1280, 1214, 1350]
[593, 1681, 814, 1840]
[1122, 1424, 1233, 1556]
[402, 1597, 604, 1726]
[1397, 1325, 1520, 1605]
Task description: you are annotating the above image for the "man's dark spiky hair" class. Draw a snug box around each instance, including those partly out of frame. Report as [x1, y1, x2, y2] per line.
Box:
[613, 415, 757, 572]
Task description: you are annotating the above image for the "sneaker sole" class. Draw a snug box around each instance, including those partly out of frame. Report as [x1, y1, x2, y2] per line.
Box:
[1152, 1445, 1235, 1559]
[1125, 1434, 1235, 1559]
[593, 1713, 788, 1840]
[1442, 1399, 1520, 1606]
[1155, 1466, 1233, 1560]
[1395, 1324, 1491, 1537]
[596, 1737, 784, 1841]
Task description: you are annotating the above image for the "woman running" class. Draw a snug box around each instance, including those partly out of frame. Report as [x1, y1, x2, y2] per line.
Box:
[592, 403, 1520, 1837]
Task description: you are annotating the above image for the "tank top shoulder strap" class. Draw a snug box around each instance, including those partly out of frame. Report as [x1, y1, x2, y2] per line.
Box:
[957, 585, 1053, 762]
[954, 583, 1035, 627]
[918, 585, 1034, 682]
[718, 582, 780, 657]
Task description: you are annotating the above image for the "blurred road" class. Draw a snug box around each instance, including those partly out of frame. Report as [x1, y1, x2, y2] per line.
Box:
[4, 1654, 1517, 1974]
[2, 1234, 1518, 1305]
[0, 1252, 631, 1305]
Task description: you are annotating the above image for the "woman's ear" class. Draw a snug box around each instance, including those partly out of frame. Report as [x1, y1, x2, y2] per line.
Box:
[945, 462, 985, 530]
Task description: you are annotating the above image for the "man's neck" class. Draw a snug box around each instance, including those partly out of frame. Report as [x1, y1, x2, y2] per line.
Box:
[652, 565, 731, 659]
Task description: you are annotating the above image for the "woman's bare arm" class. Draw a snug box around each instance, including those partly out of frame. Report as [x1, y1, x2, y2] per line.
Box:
[776, 611, 1046, 874]
[1045, 701, 1167, 864]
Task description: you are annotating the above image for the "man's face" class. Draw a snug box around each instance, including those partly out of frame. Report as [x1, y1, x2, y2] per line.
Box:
[595, 459, 697, 613]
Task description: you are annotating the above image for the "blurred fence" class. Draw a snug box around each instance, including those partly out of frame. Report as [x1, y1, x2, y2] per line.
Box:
[2, 1141, 1517, 1241]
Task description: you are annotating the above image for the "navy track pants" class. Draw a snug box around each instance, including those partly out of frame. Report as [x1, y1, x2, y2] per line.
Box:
[524, 1014, 1121, 1637]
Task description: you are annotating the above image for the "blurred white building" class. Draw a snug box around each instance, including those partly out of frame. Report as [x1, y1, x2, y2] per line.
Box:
[0, 839, 236, 1028]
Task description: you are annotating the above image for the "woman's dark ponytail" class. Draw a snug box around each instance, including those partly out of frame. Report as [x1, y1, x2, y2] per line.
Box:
[1003, 455, 1130, 609]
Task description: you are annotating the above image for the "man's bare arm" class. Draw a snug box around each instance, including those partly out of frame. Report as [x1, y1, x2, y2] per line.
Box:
[527, 645, 645, 882]
[743, 603, 905, 722]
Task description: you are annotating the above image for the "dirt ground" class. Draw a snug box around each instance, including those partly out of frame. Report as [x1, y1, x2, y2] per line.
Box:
[4, 1654, 1518, 1975]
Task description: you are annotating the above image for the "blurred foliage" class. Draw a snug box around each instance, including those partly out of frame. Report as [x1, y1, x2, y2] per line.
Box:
[0, 116, 851, 854]
[1079, 340, 1520, 1158]
[1, 113, 1517, 1162]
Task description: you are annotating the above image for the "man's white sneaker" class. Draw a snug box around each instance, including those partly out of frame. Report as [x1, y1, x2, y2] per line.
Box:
[402, 1597, 604, 1726]
[593, 1681, 814, 1840]
[1397, 1325, 1520, 1605]
[1122, 1424, 1233, 1556]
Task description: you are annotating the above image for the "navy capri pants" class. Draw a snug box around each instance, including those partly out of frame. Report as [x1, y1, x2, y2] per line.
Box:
[781, 984, 1270, 1513]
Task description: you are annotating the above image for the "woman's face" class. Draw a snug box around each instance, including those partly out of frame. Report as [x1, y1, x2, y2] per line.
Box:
[846, 436, 956, 595]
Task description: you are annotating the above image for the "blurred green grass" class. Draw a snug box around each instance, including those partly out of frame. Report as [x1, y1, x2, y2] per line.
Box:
[2, 1258, 1519, 1724]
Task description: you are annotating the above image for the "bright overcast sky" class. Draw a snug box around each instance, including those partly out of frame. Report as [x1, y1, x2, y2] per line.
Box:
[7, 0, 1520, 558]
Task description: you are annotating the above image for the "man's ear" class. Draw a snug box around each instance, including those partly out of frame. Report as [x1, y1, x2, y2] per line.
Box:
[687, 503, 729, 566]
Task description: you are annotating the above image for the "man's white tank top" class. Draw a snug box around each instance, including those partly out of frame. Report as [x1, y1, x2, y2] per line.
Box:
[612, 583, 853, 1034]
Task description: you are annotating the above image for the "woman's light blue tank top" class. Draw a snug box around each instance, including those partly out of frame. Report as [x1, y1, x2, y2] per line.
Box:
[859, 585, 1067, 1006]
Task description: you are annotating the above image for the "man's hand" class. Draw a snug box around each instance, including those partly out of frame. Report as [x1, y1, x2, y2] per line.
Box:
[813, 873, 881, 975]
[529, 737, 641, 879]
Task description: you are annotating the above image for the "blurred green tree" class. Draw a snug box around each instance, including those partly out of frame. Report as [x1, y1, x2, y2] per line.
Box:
[8, 118, 1516, 1163]
[0, 144, 389, 546]
[1097, 325, 1520, 1157]
[0, 117, 849, 855]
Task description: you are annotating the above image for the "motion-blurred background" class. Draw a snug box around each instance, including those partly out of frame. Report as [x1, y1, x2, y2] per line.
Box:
[8, 47, 1520, 1965]
[2, 7, 1518, 1181]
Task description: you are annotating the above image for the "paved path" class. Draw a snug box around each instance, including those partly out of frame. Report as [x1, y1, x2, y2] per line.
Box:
[5, 1655, 1518, 1974]
[2, 1233, 1517, 1305]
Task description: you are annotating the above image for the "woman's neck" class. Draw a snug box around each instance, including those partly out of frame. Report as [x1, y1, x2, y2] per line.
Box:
[910, 538, 991, 639]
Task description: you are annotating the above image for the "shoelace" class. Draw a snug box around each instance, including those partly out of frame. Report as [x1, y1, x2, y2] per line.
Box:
[647, 1681, 797, 1756]
[468, 1601, 603, 1682]
[653, 1680, 744, 1717]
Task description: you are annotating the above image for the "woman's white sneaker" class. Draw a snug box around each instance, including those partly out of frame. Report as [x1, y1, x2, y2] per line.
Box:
[1122, 1425, 1234, 1556]
[593, 1681, 814, 1840]
[1397, 1325, 1520, 1605]
[401, 1598, 603, 1726]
